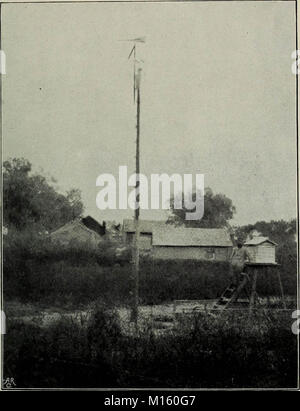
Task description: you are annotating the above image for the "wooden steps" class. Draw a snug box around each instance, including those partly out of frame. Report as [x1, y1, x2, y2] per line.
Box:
[211, 274, 249, 312]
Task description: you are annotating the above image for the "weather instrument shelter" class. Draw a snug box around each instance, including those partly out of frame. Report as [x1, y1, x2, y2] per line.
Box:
[212, 236, 286, 313]
[244, 237, 277, 264]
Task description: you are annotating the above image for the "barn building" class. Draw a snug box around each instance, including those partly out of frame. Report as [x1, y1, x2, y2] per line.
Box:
[123, 219, 164, 251]
[152, 226, 233, 261]
[123, 219, 233, 261]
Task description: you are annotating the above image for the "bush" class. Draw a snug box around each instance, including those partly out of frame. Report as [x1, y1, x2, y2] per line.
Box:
[3, 229, 133, 307]
[3, 230, 297, 308]
[139, 259, 231, 304]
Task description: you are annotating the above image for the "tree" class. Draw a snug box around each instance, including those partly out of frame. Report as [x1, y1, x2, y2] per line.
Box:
[3, 158, 84, 231]
[168, 187, 236, 228]
[234, 219, 296, 245]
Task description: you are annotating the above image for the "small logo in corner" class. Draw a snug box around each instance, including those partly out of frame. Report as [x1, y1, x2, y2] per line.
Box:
[3, 378, 16, 389]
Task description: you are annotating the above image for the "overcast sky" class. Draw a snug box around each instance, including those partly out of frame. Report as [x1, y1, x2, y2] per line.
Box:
[2, 2, 297, 225]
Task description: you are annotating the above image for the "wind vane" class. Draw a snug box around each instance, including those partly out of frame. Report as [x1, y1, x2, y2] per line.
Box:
[119, 37, 146, 102]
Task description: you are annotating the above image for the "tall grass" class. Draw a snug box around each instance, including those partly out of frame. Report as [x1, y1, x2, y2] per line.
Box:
[4, 305, 297, 388]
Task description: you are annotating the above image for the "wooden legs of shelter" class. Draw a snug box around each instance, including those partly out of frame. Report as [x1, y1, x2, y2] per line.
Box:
[276, 269, 287, 309]
[213, 265, 286, 315]
[249, 270, 258, 313]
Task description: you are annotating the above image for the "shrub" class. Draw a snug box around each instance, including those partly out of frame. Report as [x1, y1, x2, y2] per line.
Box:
[3, 230, 297, 308]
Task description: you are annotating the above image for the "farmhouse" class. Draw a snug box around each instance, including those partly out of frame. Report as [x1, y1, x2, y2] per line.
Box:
[123, 219, 233, 261]
[50, 216, 106, 247]
[244, 236, 277, 264]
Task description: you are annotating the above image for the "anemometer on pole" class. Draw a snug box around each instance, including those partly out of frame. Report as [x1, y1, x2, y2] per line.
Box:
[121, 37, 145, 329]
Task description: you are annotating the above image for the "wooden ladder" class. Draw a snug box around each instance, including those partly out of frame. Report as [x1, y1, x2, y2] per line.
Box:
[211, 273, 250, 312]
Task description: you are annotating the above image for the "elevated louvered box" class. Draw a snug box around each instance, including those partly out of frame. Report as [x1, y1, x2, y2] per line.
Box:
[244, 237, 276, 264]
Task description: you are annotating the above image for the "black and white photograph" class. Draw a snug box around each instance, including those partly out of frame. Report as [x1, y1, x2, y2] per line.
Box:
[0, 0, 299, 393]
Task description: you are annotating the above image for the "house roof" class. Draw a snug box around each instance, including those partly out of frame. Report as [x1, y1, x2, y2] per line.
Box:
[244, 236, 277, 246]
[51, 219, 95, 236]
[152, 227, 233, 247]
[123, 219, 167, 233]
[81, 216, 106, 236]
[51, 216, 105, 237]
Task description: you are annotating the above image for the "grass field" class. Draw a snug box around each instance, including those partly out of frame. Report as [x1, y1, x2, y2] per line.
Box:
[4, 300, 297, 389]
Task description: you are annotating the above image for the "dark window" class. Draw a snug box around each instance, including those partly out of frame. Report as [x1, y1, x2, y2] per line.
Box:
[206, 248, 215, 260]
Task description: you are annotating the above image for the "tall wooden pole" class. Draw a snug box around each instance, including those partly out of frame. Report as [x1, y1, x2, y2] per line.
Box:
[132, 67, 141, 328]
[124, 38, 145, 328]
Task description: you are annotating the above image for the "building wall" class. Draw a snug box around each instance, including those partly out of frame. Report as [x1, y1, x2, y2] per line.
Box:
[152, 246, 232, 261]
[246, 244, 276, 264]
[125, 232, 152, 250]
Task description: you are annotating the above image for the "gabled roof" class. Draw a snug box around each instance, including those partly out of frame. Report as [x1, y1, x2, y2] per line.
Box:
[51, 216, 105, 237]
[123, 219, 167, 233]
[81, 216, 106, 236]
[244, 236, 277, 246]
[152, 227, 233, 247]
